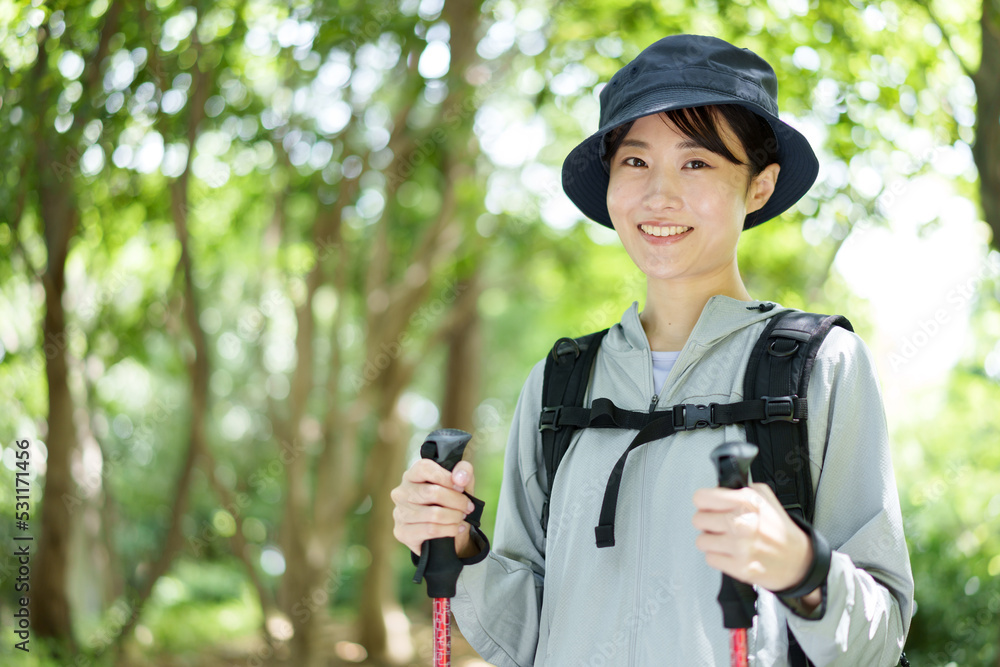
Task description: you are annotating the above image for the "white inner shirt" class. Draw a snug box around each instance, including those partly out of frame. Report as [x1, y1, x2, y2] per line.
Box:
[651, 350, 681, 396]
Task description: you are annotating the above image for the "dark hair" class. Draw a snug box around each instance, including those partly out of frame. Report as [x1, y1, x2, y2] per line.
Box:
[601, 104, 779, 186]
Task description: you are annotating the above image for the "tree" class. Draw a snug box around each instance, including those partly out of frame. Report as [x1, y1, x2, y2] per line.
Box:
[9, 0, 125, 645]
[972, 1, 997, 248]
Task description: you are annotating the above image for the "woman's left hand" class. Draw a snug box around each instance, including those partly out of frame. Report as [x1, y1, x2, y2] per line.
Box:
[692, 482, 819, 605]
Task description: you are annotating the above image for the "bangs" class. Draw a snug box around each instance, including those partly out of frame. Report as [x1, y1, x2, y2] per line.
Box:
[664, 106, 744, 166]
[601, 104, 777, 177]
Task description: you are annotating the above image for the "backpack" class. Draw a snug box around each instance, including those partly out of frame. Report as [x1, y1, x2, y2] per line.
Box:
[537, 306, 909, 667]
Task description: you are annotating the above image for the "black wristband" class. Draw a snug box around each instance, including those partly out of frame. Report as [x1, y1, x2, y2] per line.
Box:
[410, 526, 490, 568]
[769, 513, 832, 599]
[460, 525, 491, 565]
[464, 491, 485, 529]
[459, 492, 490, 563]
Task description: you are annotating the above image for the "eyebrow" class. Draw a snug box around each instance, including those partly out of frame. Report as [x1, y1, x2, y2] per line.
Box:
[618, 138, 704, 151]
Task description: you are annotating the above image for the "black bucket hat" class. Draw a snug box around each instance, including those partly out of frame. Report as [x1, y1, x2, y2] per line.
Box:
[561, 34, 819, 230]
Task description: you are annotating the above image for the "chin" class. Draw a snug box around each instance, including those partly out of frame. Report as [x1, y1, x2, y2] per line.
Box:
[635, 263, 687, 282]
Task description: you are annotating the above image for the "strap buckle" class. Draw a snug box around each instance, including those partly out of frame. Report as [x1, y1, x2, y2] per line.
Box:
[538, 406, 561, 432]
[761, 395, 798, 424]
[672, 403, 720, 431]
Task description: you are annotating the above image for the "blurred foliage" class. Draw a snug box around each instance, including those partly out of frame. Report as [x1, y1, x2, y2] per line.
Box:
[896, 367, 1000, 663]
[0, 0, 997, 664]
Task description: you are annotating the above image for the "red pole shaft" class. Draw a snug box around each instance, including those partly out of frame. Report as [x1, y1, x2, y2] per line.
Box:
[730, 628, 748, 667]
[433, 597, 451, 667]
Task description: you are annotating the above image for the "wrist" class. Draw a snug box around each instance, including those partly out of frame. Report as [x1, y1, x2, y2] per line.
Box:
[788, 526, 814, 589]
[455, 526, 476, 558]
[769, 514, 832, 600]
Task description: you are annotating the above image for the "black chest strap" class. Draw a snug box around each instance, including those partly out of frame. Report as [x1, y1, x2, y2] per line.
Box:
[539, 395, 807, 547]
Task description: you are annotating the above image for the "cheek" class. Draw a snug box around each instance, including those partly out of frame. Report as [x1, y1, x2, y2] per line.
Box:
[606, 183, 633, 228]
[606, 183, 638, 245]
[606, 180, 625, 210]
[690, 179, 745, 219]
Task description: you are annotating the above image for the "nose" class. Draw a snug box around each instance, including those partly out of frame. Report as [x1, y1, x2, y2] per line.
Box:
[642, 170, 681, 211]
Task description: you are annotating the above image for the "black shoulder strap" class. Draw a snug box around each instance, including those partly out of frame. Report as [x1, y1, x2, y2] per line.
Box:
[539, 328, 609, 534]
[743, 310, 853, 523]
[742, 310, 853, 667]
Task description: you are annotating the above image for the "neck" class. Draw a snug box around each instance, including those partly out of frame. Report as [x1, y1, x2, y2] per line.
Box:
[640, 265, 752, 351]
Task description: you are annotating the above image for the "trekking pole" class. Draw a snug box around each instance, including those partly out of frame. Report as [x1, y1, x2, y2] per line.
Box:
[413, 428, 473, 667]
[709, 442, 760, 667]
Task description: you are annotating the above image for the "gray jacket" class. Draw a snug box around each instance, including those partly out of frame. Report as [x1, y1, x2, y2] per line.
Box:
[452, 296, 913, 666]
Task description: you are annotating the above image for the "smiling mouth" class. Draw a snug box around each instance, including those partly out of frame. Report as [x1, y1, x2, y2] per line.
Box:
[638, 224, 692, 237]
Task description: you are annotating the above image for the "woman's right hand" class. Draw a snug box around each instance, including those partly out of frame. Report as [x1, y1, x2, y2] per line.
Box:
[391, 458, 479, 559]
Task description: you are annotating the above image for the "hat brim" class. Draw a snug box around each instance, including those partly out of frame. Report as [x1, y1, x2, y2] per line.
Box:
[561, 93, 818, 230]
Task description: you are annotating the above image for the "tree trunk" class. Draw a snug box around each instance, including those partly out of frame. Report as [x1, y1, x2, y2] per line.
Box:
[353, 177, 467, 663]
[30, 1, 122, 644]
[354, 1, 486, 660]
[30, 28, 83, 638]
[440, 273, 484, 434]
[115, 50, 211, 644]
[354, 277, 484, 662]
[276, 555, 329, 667]
[66, 403, 118, 629]
[273, 203, 343, 666]
[974, 1, 1000, 249]
[356, 409, 412, 665]
[354, 268, 484, 664]
[32, 164, 78, 643]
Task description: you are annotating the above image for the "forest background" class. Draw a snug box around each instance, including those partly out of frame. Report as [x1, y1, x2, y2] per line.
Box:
[1, 0, 999, 665]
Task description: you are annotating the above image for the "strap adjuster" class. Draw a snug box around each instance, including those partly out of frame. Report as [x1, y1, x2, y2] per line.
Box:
[672, 403, 720, 431]
[761, 395, 798, 424]
[539, 406, 561, 432]
[552, 337, 581, 363]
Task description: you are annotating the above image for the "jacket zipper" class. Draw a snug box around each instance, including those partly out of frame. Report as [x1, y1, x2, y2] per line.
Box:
[648, 348, 659, 413]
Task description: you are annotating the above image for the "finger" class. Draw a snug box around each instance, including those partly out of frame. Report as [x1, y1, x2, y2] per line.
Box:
[702, 551, 759, 585]
[694, 507, 762, 537]
[395, 521, 468, 555]
[399, 502, 470, 528]
[410, 522, 466, 542]
[692, 487, 748, 512]
[406, 458, 459, 487]
[395, 466, 476, 514]
[413, 482, 477, 514]
[695, 532, 737, 557]
[750, 482, 783, 510]
[451, 461, 476, 493]
[692, 510, 732, 534]
[697, 533, 763, 580]
[713, 487, 764, 513]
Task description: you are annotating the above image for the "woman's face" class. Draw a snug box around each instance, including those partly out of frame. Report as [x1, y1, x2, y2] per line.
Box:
[606, 111, 778, 285]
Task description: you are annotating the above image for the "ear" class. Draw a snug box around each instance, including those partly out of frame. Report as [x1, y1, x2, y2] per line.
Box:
[746, 163, 781, 215]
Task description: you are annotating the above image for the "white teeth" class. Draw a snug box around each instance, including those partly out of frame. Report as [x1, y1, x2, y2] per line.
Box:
[640, 225, 691, 237]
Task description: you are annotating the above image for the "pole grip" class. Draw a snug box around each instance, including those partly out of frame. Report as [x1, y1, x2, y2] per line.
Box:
[710, 441, 757, 490]
[421, 428, 471, 473]
[710, 442, 759, 630]
[418, 429, 472, 599]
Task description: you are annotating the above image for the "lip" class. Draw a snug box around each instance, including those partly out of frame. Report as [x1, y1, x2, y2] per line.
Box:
[637, 223, 693, 245]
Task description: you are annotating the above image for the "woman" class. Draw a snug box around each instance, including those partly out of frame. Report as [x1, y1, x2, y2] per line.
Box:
[391, 34, 913, 666]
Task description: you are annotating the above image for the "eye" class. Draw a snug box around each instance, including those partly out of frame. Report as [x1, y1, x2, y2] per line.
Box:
[621, 156, 646, 168]
[685, 159, 709, 169]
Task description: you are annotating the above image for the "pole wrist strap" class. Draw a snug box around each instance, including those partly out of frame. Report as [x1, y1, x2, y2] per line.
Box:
[412, 491, 488, 582]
